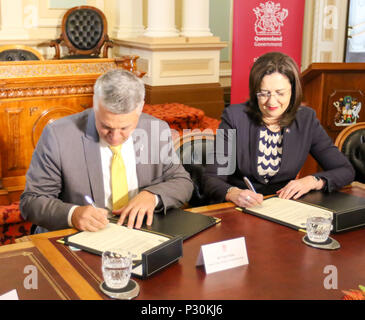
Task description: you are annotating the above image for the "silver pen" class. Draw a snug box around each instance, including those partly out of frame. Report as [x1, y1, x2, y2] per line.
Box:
[85, 195, 117, 221]
[243, 176, 257, 193]
[84, 195, 97, 208]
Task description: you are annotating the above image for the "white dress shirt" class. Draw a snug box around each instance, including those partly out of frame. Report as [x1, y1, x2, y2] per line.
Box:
[67, 136, 158, 227]
[100, 136, 139, 210]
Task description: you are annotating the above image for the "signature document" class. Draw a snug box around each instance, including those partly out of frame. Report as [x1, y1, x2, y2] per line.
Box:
[66, 223, 170, 259]
[243, 197, 333, 230]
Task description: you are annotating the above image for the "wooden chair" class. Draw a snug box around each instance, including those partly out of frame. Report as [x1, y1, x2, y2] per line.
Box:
[174, 131, 216, 207]
[50, 6, 113, 59]
[0, 45, 43, 61]
[335, 122, 365, 188]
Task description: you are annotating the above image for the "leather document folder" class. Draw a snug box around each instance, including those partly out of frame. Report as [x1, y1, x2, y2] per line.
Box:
[139, 208, 221, 240]
[64, 208, 219, 278]
[243, 191, 365, 233]
[298, 191, 365, 233]
[64, 225, 182, 279]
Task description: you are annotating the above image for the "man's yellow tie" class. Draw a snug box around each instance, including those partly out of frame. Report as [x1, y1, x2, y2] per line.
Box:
[109, 145, 129, 210]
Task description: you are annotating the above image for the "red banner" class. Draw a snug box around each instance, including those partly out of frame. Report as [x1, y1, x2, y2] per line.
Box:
[231, 0, 305, 104]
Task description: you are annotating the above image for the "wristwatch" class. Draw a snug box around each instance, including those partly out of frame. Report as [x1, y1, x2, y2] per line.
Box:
[312, 175, 325, 190]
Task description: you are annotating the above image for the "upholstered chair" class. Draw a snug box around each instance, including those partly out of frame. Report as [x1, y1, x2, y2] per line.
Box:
[174, 132, 216, 207]
[0, 45, 43, 61]
[0, 202, 32, 245]
[50, 6, 113, 59]
[335, 122, 365, 186]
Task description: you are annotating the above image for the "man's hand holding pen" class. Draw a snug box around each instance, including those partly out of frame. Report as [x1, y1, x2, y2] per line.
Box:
[76, 192, 156, 232]
[71, 205, 109, 232]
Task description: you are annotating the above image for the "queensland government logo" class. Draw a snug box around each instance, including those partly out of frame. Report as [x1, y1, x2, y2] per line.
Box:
[253, 1, 288, 47]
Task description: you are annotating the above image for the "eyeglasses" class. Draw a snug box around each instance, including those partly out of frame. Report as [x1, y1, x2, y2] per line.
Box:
[256, 89, 291, 101]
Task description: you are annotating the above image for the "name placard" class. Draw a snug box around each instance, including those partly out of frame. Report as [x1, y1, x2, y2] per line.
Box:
[0, 289, 19, 300]
[196, 237, 249, 274]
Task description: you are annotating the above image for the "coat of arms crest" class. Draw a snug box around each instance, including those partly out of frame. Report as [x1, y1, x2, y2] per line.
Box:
[253, 1, 288, 35]
[333, 96, 362, 126]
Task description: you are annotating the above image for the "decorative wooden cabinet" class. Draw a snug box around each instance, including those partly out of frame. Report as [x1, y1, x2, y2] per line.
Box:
[0, 58, 137, 202]
[300, 63, 365, 177]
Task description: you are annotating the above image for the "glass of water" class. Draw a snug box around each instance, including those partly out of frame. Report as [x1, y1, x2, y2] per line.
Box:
[102, 250, 132, 289]
[306, 214, 333, 243]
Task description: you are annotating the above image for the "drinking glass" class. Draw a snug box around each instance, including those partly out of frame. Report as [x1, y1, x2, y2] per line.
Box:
[306, 213, 332, 243]
[101, 250, 132, 289]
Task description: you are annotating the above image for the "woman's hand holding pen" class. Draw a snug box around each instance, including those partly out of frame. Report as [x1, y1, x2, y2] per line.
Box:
[226, 187, 263, 208]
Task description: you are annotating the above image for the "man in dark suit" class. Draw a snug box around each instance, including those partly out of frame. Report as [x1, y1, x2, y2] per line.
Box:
[20, 69, 193, 232]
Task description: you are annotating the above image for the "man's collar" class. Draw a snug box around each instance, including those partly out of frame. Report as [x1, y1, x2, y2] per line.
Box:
[99, 136, 132, 148]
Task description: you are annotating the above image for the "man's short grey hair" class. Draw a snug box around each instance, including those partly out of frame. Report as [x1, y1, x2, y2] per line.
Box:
[93, 69, 145, 114]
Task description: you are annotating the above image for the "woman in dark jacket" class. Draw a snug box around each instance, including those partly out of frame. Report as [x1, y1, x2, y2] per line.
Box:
[203, 52, 355, 208]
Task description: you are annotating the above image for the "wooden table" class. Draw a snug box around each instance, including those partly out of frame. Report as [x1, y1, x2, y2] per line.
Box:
[2, 186, 365, 300]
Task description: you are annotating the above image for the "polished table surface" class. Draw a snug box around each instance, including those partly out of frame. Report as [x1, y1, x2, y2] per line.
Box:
[2, 186, 365, 300]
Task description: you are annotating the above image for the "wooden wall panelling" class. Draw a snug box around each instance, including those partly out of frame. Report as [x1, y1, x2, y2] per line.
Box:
[0, 96, 93, 201]
[145, 82, 224, 119]
[2, 102, 27, 177]
[300, 63, 365, 177]
[0, 140, 10, 204]
[0, 58, 131, 201]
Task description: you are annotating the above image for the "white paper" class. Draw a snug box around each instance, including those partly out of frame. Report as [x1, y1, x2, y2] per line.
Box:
[196, 237, 249, 274]
[246, 197, 333, 229]
[132, 264, 143, 276]
[68, 223, 170, 260]
[0, 289, 19, 300]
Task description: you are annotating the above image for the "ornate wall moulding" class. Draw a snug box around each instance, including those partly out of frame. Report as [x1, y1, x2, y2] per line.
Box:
[0, 85, 94, 99]
[0, 61, 116, 79]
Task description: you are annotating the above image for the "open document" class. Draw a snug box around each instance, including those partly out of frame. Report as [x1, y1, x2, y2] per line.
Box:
[243, 197, 333, 230]
[65, 223, 170, 260]
[64, 223, 183, 278]
[63, 208, 222, 277]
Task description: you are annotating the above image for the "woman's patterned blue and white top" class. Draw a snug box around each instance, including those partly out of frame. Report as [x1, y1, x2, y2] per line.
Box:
[257, 127, 283, 182]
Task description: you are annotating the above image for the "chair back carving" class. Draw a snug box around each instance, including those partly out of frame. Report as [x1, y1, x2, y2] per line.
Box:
[50, 6, 113, 59]
[174, 131, 216, 207]
[0, 45, 43, 61]
[335, 122, 365, 183]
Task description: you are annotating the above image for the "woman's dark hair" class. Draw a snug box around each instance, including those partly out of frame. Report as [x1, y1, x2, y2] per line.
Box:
[247, 51, 302, 127]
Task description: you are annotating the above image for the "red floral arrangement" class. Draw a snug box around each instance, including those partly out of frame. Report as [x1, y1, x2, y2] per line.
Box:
[342, 285, 365, 300]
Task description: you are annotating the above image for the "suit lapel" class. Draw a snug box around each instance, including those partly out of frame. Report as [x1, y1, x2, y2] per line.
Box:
[82, 110, 105, 207]
[274, 125, 296, 179]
